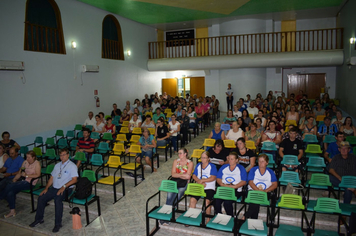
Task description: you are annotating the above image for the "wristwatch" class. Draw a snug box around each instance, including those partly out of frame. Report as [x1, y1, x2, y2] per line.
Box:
[63, 184, 67, 189]
[26, 175, 28, 178]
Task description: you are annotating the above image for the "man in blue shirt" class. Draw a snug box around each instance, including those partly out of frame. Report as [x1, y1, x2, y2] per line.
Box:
[318, 116, 338, 150]
[324, 132, 353, 163]
[30, 148, 78, 233]
[0, 147, 24, 191]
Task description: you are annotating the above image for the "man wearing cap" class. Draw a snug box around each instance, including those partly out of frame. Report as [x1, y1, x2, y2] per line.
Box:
[329, 141, 356, 203]
[324, 132, 353, 163]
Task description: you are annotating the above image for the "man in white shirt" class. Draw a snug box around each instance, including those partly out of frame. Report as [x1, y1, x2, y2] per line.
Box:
[83, 111, 95, 127]
[151, 98, 161, 113]
[247, 101, 259, 117]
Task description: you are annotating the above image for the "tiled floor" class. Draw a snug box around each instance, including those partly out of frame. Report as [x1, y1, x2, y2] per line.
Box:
[0, 116, 350, 235]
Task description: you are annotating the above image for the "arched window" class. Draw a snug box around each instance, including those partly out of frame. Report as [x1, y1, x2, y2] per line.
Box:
[102, 15, 124, 60]
[24, 0, 66, 54]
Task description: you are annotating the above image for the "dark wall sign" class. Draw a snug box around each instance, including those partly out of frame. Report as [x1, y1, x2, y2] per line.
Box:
[166, 29, 195, 47]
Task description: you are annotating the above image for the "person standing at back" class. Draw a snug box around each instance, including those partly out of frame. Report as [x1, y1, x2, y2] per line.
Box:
[226, 83, 233, 111]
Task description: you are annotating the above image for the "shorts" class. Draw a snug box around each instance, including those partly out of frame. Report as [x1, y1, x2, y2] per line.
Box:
[192, 189, 215, 201]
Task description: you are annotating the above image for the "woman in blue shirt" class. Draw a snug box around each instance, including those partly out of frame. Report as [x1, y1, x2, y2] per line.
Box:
[137, 128, 156, 172]
[208, 122, 225, 140]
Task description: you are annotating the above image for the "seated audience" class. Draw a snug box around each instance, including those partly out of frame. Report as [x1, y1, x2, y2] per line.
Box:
[331, 110, 345, 130]
[195, 102, 205, 127]
[232, 138, 256, 173]
[83, 111, 95, 127]
[0, 143, 9, 169]
[223, 110, 237, 127]
[244, 154, 277, 219]
[318, 116, 338, 150]
[340, 116, 356, 137]
[0, 147, 24, 188]
[326, 104, 338, 118]
[313, 102, 325, 117]
[141, 115, 155, 129]
[282, 125, 302, 141]
[286, 105, 299, 124]
[189, 151, 217, 221]
[208, 122, 225, 140]
[152, 108, 165, 124]
[254, 110, 267, 127]
[226, 121, 244, 143]
[298, 109, 316, 126]
[177, 109, 190, 147]
[168, 114, 180, 153]
[155, 118, 170, 147]
[245, 122, 261, 147]
[208, 139, 229, 170]
[241, 110, 252, 126]
[137, 128, 157, 172]
[211, 95, 220, 115]
[0, 132, 20, 154]
[119, 109, 130, 124]
[0, 150, 41, 218]
[99, 112, 106, 124]
[279, 127, 303, 171]
[247, 101, 259, 117]
[215, 152, 246, 216]
[111, 103, 121, 118]
[233, 105, 242, 119]
[103, 117, 116, 137]
[324, 132, 353, 163]
[151, 98, 161, 113]
[129, 113, 142, 132]
[299, 116, 317, 138]
[187, 106, 197, 129]
[262, 121, 282, 146]
[328, 141, 356, 204]
[93, 115, 105, 133]
[160, 148, 193, 226]
[237, 117, 249, 132]
[75, 128, 95, 168]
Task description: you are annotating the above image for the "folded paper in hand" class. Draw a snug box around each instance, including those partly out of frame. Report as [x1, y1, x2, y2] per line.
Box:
[157, 204, 172, 214]
[247, 219, 264, 230]
[184, 208, 201, 218]
[212, 213, 231, 225]
[210, 158, 222, 165]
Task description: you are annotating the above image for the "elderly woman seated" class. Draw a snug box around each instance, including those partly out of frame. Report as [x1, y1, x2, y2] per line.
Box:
[208, 122, 225, 140]
[0, 150, 41, 218]
[226, 121, 245, 143]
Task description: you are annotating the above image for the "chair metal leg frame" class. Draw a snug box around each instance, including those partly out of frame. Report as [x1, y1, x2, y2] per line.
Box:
[309, 210, 350, 236]
[83, 196, 101, 226]
[112, 166, 126, 203]
[29, 176, 44, 213]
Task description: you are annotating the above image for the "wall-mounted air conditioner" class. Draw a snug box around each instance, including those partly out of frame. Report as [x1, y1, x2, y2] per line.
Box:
[82, 65, 99, 73]
[0, 60, 25, 71]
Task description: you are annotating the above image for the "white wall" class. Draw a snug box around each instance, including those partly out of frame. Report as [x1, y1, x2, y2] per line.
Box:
[0, 0, 165, 144]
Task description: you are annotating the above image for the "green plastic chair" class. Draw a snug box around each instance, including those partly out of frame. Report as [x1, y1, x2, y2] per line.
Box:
[66, 130, 75, 140]
[97, 142, 111, 154]
[57, 139, 68, 149]
[20, 146, 29, 157]
[206, 187, 237, 232]
[305, 144, 322, 154]
[33, 147, 43, 159]
[55, 130, 64, 138]
[275, 194, 305, 236]
[280, 155, 299, 166]
[74, 152, 87, 162]
[69, 140, 78, 152]
[74, 124, 82, 131]
[346, 136, 356, 145]
[41, 164, 55, 175]
[303, 134, 318, 143]
[338, 176, 356, 216]
[90, 132, 100, 140]
[86, 125, 93, 131]
[34, 136, 44, 146]
[77, 131, 84, 138]
[261, 142, 277, 151]
[312, 198, 342, 236]
[239, 191, 270, 235]
[44, 149, 57, 161]
[45, 137, 56, 149]
[102, 133, 113, 141]
[176, 183, 207, 226]
[260, 153, 276, 169]
[306, 174, 333, 211]
[323, 135, 336, 144]
[306, 156, 326, 173]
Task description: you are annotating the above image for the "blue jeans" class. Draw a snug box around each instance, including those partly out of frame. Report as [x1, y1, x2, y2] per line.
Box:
[0, 180, 30, 209]
[35, 187, 72, 226]
[0, 178, 13, 193]
[329, 175, 353, 204]
[141, 150, 153, 159]
[166, 185, 187, 206]
[170, 136, 178, 152]
[156, 139, 167, 147]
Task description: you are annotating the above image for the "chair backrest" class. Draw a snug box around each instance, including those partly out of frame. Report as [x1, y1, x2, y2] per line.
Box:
[102, 133, 113, 140]
[45, 164, 55, 174]
[132, 127, 142, 134]
[116, 134, 127, 142]
[314, 197, 341, 214]
[245, 140, 256, 150]
[86, 125, 93, 131]
[224, 139, 236, 148]
[129, 144, 141, 154]
[191, 149, 205, 159]
[279, 171, 300, 184]
[165, 108, 172, 113]
[74, 152, 86, 161]
[202, 139, 216, 147]
[55, 130, 64, 137]
[98, 142, 110, 150]
[70, 140, 78, 147]
[261, 141, 277, 151]
[306, 157, 326, 168]
[46, 138, 55, 145]
[308, 173, 332, 187]
[285, 120, 297, 127]
[259, 153, 275, 164]
[120, 127, 129, 133]
[323, 135, 336, 144]
[303, 134, 318, 143]
[90, 154, 103, 165]
[249, 114, 254, 120]
[20, 146, 29, 154]
[122, 121, 129, 127]
[90, 132, 100, 139]
[66, 130, 75, 138]
[34, 136, 43, 144]
[57, 139, 68, 148]
[112, 120, 119, 126]
[77, 131, 84, 138]
[145, 112, 153, 117]
[33, 147, 42, 156]
[45, 149, 56, 157]
[74, 124, 82, 131]
[148, 128, 155, 135]
[130, 135, 140, 143]
[113, 143, 125, 154]
[113, 116, 121, 121]
[159, 180, 179, 193]
[106, 155, 121, 167]
[316, 115, 326, 122]
[346, 136, 356, 144]
[221, 124, 230, 131]
[339, 176, 356, 189]
[280, 155, 299, 165]
[82, 170, 97, 182]
[305, 144, 322, 154]
[184, 183, 206, 197]
[214, 187, 237, 201]
[245, 190, 270, 205]
[278, 194, 305, 210]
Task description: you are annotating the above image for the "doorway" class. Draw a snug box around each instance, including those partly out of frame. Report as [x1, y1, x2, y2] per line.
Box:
[287, 73, 326, 99]
[162, 77, 205, 98]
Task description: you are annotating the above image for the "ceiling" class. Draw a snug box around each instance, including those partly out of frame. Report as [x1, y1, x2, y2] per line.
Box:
[78, 0, 346, 30]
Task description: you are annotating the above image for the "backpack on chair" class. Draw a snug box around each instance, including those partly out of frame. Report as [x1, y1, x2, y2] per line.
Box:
[72, 177, 92, 200]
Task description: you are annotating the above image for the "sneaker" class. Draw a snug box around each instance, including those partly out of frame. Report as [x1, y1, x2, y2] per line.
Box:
[52, 224, 62, 233]
[29, 219, 44, 227]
